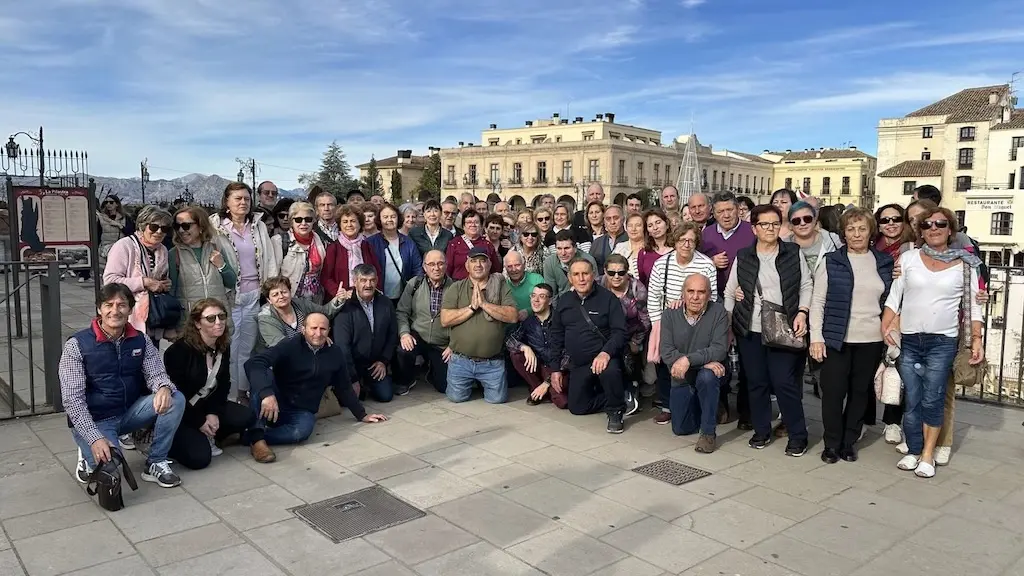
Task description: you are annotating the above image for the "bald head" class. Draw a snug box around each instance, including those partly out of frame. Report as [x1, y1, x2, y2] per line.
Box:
[423, 250, 445, 282]
[302, 313, 330, 347]
[586, 183, 605, 204]
[504, 249, 525, 282]
[682, 273, 711, 315]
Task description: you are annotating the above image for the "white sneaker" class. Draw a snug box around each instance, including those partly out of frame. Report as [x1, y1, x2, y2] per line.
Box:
[896, 441, 909, 455]
[883, 424, 902, 445]
[857, 426, 867, 443]
[75, 448, 92, 484]
[209, 436, 223, 457]
[897, 454, 920, 471]
[935, 446, 951, 466]
[118, 434, 136, 450]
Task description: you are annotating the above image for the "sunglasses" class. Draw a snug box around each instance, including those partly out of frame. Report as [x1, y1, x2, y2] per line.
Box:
[521, 231, 538, 238]
[292, 217, 314, 224]
[173, 221, 195, 231]
[920, 219, 950, 230]
[261, 190, 279, 197]
[201, 312, 228, 323]
[878, 216, 904, 225]
[277, 212, 289, 218]
[147, 223, 172, 234]
[536, 216, 551, 222]
[790, 215, 814, 226]
[606, 270, 628, 277]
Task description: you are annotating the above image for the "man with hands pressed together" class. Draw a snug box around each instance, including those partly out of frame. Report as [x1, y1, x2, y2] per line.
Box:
[334, 264, 400, 401]
[245, 312, 386, 463]
[62, 283, 186, 489]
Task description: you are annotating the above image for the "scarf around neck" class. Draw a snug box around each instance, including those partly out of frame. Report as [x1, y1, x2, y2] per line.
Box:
[921, 243, 981, 268]
[337, 233, 365, 280]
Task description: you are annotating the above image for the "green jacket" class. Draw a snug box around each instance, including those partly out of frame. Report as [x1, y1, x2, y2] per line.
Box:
[255, 297, 344, 351]
[542, 250, 598, 296]
[506, 272, 545, 312]
[396, 276, 452, 348]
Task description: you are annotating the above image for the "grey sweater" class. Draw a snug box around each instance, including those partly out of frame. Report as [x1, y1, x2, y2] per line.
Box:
[659, 301, 729, 387]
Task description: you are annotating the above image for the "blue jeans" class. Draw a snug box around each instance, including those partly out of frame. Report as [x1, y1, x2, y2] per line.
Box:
[358, 373, 394, 403]
[72, 391, 185, 469]
[898, 333, 957, 456]
[671, 368, 727, 436]
[446, 354, 507, 403]
[249, 407, 317, 446]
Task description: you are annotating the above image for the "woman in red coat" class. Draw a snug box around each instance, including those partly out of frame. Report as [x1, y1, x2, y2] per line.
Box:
[320, 205, 382, 299]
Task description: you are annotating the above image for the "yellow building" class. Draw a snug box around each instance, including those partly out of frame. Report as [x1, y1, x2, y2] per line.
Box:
[356, 150, 431, 203]
[760, 148, 877, 209]
[439, 113, 773, 211]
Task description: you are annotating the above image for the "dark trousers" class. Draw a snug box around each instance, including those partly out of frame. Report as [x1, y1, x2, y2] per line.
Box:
[169, 402, 254, 470]
[736, 332, 807, 443]
[881, 402, 904, 426]
[567, 358, 625, 416]
[820, 342, 884, 450]
[671, 368, 726, 436]
[356, 372, 394, 403]
[395, 336, 448, 393]
[655, 362, 671, 410]
[510, 350, 567, 409]
[248, 406, 317, 446]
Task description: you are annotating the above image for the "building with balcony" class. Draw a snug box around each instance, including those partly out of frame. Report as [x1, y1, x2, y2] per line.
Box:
[438, 113, 772, 211]
[760, 147, 877, 209]
[356, 150, 432, 203]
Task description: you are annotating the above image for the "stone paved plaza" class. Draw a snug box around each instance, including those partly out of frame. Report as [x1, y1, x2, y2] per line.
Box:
[2, 383, 1024, 576]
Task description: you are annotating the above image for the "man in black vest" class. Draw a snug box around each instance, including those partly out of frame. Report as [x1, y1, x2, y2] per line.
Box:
[334, 264, 399, 400]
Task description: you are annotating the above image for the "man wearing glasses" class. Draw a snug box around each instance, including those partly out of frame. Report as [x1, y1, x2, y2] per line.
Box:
[441, 200, 462, 237]
[395, 250, 453, 394]
[256, 181, 279, 212]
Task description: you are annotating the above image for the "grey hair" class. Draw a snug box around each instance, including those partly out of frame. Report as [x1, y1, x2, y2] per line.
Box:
[136, 206, 172, 226]
[352, 263, 378, 278]
[504, 250, 524, 266]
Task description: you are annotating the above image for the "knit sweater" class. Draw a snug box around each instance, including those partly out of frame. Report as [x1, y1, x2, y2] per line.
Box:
[700, 221, 755, 299]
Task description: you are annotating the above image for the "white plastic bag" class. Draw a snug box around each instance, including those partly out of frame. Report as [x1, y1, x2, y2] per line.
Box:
[874, 342, 902, 406]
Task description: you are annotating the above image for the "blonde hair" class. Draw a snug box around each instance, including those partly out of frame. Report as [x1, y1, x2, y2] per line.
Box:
[288, 201, 315, 219]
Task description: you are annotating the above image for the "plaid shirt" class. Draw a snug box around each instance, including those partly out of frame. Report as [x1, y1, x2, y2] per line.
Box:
[428, 281, 444, 317]
[59, 328, 175, 446]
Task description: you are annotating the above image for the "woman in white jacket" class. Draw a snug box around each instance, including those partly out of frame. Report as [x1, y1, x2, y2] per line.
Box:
[272, 201, 327, 305]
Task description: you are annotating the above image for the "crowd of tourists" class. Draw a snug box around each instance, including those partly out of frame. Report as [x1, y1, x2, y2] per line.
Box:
[61, 179, 987, 498]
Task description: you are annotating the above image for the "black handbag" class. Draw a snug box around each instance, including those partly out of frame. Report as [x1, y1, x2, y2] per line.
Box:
[132, 236, 180, 330]
[86, 451, 138, 511]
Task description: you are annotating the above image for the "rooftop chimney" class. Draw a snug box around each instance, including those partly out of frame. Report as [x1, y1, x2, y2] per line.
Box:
[763, 149, 770, 153]
[575, 116, 584, 123]
[552, 112, 560, 119]
[397, 149, 412, 164]
[596, 114, 604, 121]
[458, 141, 464, 147]
[560, 119, 568, 124]
[525, 120, 533, 127]
[989, 92, 999, 105]
[785, 149, 792, 153]
[467, 143, 474, 147]
[488, 123, 497, 129]
[605, 112, 615, 123]
[849, 145, 857, 150]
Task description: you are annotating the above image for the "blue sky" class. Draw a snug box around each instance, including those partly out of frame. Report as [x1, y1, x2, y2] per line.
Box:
[1, 0, 1021, 189]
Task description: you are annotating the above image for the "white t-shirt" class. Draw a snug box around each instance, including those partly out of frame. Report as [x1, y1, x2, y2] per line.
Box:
[884, 249, 981, 338]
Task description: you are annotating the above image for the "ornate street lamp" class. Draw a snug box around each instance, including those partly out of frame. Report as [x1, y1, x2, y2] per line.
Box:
[237, 168, 245, 182]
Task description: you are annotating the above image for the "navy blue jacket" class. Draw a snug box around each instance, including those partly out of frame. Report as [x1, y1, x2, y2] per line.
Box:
[821, 247, 893, 351]
[507, 313, 561, 369]
[368, 232, 423, 294]
[549, 284, 626, 369]
[72, 322, 148, 422]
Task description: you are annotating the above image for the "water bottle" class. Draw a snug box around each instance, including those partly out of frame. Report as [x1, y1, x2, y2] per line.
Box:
[728, 345, 739, 376]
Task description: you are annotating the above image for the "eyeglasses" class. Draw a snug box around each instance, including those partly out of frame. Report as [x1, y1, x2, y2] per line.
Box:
[536, 216, 551, 222]
[277, 212, 290, 219]
[755, 221, 782, 230]
[201, 312, 228, 323]
[521, 231, 538, 238]
[173, 221, 195, 231]
[442, 211, 457, 216]
[790, 215, 814, 226]
[606, 270, 628, 277]
[147, 223, 172, 234]
[677, 238, 696, 246]
[292, 216, 314, 224]
[102, 200, 117, 206]
[261, 190, 279, 197]
[424, 261, 445, 267]
[877, 216, 903, 225]
[920, 219, 950, 230]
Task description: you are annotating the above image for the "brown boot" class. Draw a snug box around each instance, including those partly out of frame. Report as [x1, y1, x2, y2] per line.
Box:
[250, 440, 277, 463]
[773, 422, 788, 438]
[695, 434, 717, 454]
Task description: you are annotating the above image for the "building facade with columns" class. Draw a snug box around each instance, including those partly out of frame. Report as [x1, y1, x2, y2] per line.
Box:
[438, 113, 773, 211]
[760, 148, 877, 209]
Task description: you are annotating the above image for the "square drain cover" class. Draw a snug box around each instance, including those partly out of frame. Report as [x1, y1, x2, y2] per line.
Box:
[291, 486, 425, 542]
[632, 459, 711, 486]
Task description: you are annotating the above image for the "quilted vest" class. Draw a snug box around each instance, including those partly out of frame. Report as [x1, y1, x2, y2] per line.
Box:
[821, 248, 893, 351]
[732, 241, 801, 338]
[72, 322, 148, 422]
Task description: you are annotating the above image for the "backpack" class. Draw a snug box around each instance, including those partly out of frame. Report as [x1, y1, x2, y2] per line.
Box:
[86, 451, 138, 512]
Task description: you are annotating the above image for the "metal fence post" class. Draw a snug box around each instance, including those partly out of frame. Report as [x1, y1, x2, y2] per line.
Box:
[40, 261, 63, 411]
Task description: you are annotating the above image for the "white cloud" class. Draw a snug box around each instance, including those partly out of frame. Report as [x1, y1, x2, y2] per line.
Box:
[681, 0, 705, 7]
[782, 73, 1007, 113]
[797, 22, 916, 45]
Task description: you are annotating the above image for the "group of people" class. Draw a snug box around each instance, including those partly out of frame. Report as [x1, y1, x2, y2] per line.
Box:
[61, 179, 986, 498]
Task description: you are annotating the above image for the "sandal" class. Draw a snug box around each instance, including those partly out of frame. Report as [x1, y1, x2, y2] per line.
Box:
[897, 455, 920, 471]
[915, 459, 936, 478]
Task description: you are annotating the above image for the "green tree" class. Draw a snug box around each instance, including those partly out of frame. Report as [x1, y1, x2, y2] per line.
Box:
[298, 141, 357, 200]
[389, 170, 403, 203]
[417, 153, 441, 201]
[360, 156, 384, 197]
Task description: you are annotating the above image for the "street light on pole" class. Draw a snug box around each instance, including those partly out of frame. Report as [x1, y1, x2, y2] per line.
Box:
[140, 159, 150, 204]
[6, 127, 43, 186]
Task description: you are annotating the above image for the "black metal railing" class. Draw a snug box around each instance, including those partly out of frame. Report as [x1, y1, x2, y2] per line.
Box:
[966, 266, 1024, 407]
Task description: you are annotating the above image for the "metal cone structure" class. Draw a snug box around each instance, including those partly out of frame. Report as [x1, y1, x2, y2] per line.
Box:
[676, 132, 701, 202]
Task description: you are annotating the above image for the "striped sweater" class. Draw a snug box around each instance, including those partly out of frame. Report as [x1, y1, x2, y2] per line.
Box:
[647, 250, 718, 323]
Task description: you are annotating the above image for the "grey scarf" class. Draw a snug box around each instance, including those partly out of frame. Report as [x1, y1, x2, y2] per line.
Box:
[920, 244, 981, 268]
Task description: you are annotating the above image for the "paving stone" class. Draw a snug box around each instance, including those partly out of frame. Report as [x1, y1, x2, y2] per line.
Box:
[425, 416, 503, 439]
[680, 547, 802, 576]
[806, 460, 902, 491]
[724, 460, 850, 502]
[377, 466, 483, 508]
[1003, 552, 1024, 576]
[462, 429, 551, 457]
[679, 498, 795, 549]
[414, 541, 545, 576]
[506, 526, 626, 576]
[505, 477, 647, 537]
[0, 469, 90, 519]
[178, 456, 271, 501]
[748, 534, 860, 576]
[206, 485, 305, 531]
[31, 425, 78, 453]
[662, 444, 752, 472]
[512, 445, 632, 490]
[595, 476, 713, 521]
[13, 520, 133, 576]
[358, 420, 461, 455]
[63, 555, 155, 575]
[352, 560, 418, 576]
[2, 502, 105, 541]
[517, 421, 616, 452]
[600, 516, 726, 573]
[387, 402, 463, 426]
[156, 543, 285, 576]
[908, 513, 1024, 574]
[0, 422, 42, 454]
[0, 550, 23, 576]
[849, 541, 988, 576]
[678, 472, 755, 501]
[0, 529, 7, 552]
[585, 556, 665, 576]
[431, 490, 561, 548]
[939, 469, 1019, 500]
[465, 463, 548, 493]
[582, 441, 664, 469]
[246, 518, 390, 575]
[781, 509, 904, 563]
[0, 446, 62, 478]
[348, 454, 426, 482]
[107, 493, 218, 543]
[310, 432, 399, 467]
[257, 455, 373, 503]
[942, 493, 1024, 534]
[420, 443, 512, 477]
[875, 477, 961, 509]
[731, 486, 825, 522]
[135, 523, 243, 567]
[824, 488, 941, 531]
[363, 513, 478, 565]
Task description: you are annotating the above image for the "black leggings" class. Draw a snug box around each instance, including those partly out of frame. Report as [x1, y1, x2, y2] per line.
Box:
[169, 402, 254, 470]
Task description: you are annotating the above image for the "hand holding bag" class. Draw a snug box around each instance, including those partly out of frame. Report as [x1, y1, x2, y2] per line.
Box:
[952, 263, 987, 388]
[132, 236, 180, 330]
[86, 450, 138, 512]
[755, 281, 806, 351]
[875, 340, 902, 405]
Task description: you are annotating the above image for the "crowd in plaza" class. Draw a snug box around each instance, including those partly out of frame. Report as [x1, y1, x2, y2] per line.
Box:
[60, 178, 987, 501]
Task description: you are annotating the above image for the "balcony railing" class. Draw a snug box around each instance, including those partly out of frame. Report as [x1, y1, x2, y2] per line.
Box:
[443, 180, 457, 188]
[635, 178, 647, 186]
[531, 177, 548, 185]
[617, 177, 628, 185]
[841, 187, 851, 195]
[652, 179, 663, 187]
[463, 176, 478, 185]
[959, 163, 974, 170]
[507, 177, 523, 185]
[556, 176, 574, 185]
[1011, 148, 1019, 161]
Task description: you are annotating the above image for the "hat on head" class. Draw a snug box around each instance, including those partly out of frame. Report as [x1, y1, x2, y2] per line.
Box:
[467, 246, 490, 259]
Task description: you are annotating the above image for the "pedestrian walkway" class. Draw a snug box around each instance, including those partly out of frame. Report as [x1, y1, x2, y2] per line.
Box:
[1, 386, 1023, 575]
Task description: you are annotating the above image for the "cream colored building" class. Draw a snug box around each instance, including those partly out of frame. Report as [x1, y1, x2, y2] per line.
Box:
[356, 150, 430, 204]
[760, 148, 877, 209]
[439, 113, 773, 211]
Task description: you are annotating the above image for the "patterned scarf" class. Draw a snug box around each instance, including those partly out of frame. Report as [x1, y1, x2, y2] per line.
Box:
[921, 243, 981, 268]
[337, 233, 366, 281]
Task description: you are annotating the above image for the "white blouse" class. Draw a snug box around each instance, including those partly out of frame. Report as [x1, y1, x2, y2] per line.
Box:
[884, 249, 982, 338]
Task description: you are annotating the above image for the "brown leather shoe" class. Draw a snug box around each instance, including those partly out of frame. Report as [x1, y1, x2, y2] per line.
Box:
[695, 434, 716, 454]
[250, 440, 277, 463]
[653, 412, 672, 425]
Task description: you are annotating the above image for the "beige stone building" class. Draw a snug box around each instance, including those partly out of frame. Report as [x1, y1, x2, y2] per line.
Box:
[356, 150, 431, 203]
[760, 148, 877, 209]
[439, 113, 773, 211]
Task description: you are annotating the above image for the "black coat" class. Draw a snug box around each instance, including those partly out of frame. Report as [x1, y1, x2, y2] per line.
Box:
[333, 294, 399, 379]
[408, 225, 454, 257]
[549, 283, 626, 369]
[164, 340, 231, 430]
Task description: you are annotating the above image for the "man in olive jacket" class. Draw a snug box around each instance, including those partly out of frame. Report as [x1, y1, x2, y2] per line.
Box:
[395, 250, 452, 394]
[542, 229, 598, 296]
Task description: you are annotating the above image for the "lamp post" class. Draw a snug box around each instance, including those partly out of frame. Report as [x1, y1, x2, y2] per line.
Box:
[6, 127, 43, 186]
[140, 159, 150, 204]
[236, 157, 257, 202]
[182, 185, 193, 205]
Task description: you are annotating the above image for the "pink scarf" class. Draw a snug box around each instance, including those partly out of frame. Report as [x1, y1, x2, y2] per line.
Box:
[337, 233, 366, 282]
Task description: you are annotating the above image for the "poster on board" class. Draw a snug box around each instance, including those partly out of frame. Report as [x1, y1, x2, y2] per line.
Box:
[14, 186, 92, 268]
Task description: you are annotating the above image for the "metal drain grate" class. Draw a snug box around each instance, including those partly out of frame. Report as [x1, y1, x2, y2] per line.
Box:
[632, 459, 711, 486]
[291, 486, 425, 543]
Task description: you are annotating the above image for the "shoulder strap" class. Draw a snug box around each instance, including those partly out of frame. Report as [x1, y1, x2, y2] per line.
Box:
[959, 262, 972, 347]
[410, 275, 425, 298]
[578, 299, 606, 342]
[130, 234, 152, 276]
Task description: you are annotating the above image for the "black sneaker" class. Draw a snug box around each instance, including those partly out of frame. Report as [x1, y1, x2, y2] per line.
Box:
[623, 390, 640, 417]
[607, 411, 624, 434]
[142, 460, 181, 488]
[748, 434, 771, 449]
[396, 380, 416, 396]
[785, 441, 808, 457]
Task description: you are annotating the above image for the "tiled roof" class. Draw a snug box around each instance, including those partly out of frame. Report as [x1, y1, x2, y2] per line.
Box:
[906, 85, 1010, 123]
[731, 151, 775, 164]
[992, 110, 1024, 131]
[877, 160, 945, 178]
[770, 149, 874, 161]
[356, 155, 429, 169]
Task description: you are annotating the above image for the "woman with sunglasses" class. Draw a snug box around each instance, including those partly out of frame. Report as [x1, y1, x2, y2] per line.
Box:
[601, 253, 650, 397]
[515, 223, 544, 275]
[256, 276, 347, 350]
[874, 204, 916, 260]
[368, 203, 422, 306]
[164, 299, 255, 470]
[613, 212, 647, 276]
[96, 195, 136, 282]
[534, 207, 555, 255]
[636, 208, 672, 288]
[272, 201, 328, 305]
[169, 205, 236, 336]
[881, 206, 984, 478]
[269, 198, 294, 237]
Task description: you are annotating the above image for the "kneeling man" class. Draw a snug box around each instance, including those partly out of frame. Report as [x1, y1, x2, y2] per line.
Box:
[244, 313, 386, 463]
[660, 274, 729, 453]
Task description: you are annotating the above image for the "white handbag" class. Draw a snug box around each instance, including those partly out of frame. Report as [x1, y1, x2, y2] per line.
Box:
[874, 342, 902, 406]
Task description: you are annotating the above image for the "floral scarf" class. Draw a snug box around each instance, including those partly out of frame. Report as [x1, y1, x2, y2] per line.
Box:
[337, 233, 366, 282]
[921, 244, 981, 268]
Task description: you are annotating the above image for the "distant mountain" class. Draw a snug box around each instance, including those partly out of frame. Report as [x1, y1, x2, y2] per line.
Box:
[89, 174, 307, 205]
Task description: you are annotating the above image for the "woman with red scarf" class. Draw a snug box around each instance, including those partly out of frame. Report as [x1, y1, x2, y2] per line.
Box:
[273, 201, 328, 305]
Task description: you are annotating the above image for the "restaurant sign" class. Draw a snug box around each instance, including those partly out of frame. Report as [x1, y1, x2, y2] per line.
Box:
[965, 197, 1014, 212]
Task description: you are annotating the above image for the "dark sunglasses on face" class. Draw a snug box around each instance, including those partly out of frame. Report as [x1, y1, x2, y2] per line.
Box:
[147, 223, 172, 234]
[173, 221, 195, 231]
[292, 217, 314, 224]
[790, 215, 814, 226]
[202, 312, 228, 323]
[277, 212, 289, 218]
[878, 216, 903, 225]
[920, 219, 949, 230]
[606, 270, 628, 277]
[536, 216, 550, 222]
[521, 231, 539, 238]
